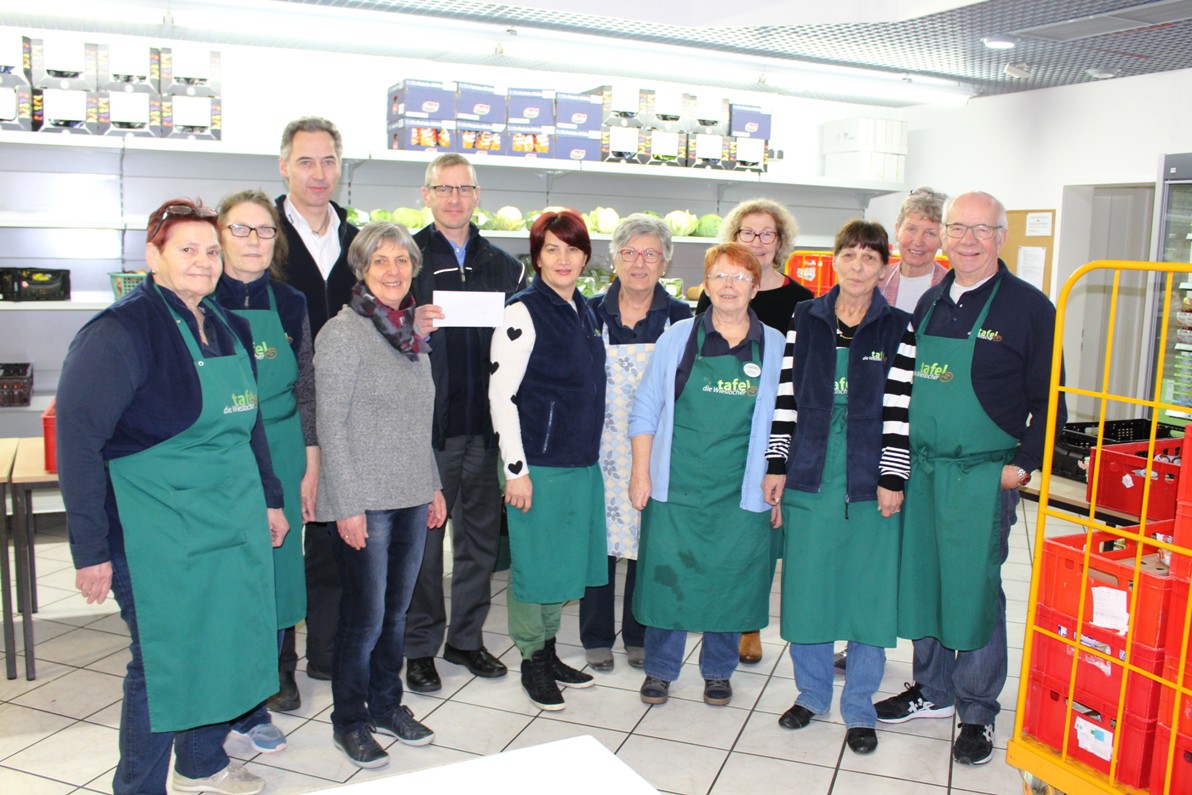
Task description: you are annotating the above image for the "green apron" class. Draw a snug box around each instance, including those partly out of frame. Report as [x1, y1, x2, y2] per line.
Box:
[898, 281, 1017, 650]
[506, 464, 608, 603]
[228, 283, 307, 629]
[781, 348, 899, 647]
[109, 289, 277, 732]
[634, 325, 771, 632]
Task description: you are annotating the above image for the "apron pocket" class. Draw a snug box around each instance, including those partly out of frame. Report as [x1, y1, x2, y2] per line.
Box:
[166, 480, 250, 557]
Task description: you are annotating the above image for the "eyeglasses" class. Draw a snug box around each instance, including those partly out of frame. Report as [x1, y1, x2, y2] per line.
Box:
[709, 271, 755, 284]
[737, 228, 777, 244]
[427, 184, 478, 197]
[618, 247, 663, 264]
[225, 224, 278, 239]
[944, 223, 1003, 240]
[148, 204, 217, 243]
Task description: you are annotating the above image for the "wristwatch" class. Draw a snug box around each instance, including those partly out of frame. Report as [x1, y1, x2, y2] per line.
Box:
[1014, 466, 1030, 486]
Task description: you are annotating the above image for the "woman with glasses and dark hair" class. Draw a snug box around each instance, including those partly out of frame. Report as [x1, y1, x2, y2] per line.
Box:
[762, 220, 915, 755]
[696, 198, 813, 664]
[212, 189, 319, 755]
[489, 209, 609, 712]
[57, 198, 289, 795]
[312, 221, 445, 769]
[579, 214, 692, 674]
[629, 242, 783, 708]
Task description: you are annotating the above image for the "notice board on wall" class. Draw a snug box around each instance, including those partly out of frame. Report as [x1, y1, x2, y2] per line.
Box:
[1002, 209, 1055, 294]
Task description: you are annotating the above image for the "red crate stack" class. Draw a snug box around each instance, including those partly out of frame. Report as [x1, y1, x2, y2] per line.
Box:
[1087, 439, 1182, 521]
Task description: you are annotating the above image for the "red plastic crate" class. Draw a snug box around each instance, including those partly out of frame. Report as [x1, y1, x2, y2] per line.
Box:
[1087, 440, 1182, 520]
[1040, 530, 1179, 649]
[1031, 604, 1165, 720]
[1023, 673, 1156, 789]
[41, 397, 56, 474]
[784, 251, 836, 297]
[1163, 578, 1192, 662]
[1158, 658, 1192, 739]
[1151, 722, 1192, 795]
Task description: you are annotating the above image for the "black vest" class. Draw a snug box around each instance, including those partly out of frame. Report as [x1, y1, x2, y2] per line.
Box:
[511, 277, 606, 467]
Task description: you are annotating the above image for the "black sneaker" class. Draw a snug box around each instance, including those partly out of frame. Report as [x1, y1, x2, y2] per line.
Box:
[833, 650, 847, 673]
[953, 723, 994, 765]
[521, 649, 565, 711]
[544, 638, 594, 688]
[369, 705, 434, 747]
[640, 676, 670, 705]
[333, 727, 388, 769]
[703, 679, 732, 706]
[874, 682, 956, 724]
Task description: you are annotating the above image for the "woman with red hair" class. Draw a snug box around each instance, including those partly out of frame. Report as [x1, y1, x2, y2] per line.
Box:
[489, 209, 608, 712]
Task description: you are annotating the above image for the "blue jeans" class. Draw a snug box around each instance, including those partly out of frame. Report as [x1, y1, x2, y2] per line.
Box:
[109, 552, 230, 795]
[579, 556, 645, 650]
[330, 506, 428, 732]
[643, 627, 738, 682]
[791, 641, 885, 728]
[913, 488, 1018, 727]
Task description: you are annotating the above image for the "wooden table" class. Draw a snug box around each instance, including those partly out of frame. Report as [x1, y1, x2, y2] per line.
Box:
[1, 438, 19, 680]
[10, 436, 58, 680]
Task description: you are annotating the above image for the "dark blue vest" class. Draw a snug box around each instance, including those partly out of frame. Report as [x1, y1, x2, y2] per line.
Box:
[510, 277, 606, 467]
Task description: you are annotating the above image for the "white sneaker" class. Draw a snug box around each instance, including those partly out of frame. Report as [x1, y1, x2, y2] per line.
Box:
[172, 762, 265, 795]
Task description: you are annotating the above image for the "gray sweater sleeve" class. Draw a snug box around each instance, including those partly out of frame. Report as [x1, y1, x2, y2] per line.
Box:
[314, 320, 365, 519]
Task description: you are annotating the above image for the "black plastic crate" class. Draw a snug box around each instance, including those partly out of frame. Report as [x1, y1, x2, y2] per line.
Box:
[0, 362, 33, 407]
[1052, 418, 1183, 482]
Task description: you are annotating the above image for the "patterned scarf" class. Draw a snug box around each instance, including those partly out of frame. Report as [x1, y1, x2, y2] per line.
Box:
[349, 281, 429, 361]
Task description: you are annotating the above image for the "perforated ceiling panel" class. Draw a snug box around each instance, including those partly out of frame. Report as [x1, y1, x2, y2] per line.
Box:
[276, 0, 1192, 96]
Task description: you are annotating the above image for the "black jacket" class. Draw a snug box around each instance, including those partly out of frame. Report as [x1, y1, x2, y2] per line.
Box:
[273, 194, 359, 340]
[411, 223, 526, 449]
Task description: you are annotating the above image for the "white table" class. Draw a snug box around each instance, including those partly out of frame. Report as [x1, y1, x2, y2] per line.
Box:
[320, 735, 657, 794]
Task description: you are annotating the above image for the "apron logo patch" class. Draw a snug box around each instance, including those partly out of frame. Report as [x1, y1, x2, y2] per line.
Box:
[915, 362, 954, 383]
[977, 328, 1003, 342]
[224, 389, 258, 414]
[862, 351, 885, 362]
[743, 362, 762, 378]
[253, 340, 279, 360]
[704, 378, 758, 397]
[834, 376, 848, 395]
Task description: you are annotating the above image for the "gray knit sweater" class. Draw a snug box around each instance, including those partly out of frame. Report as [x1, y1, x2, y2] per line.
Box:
[313, 308, 440, 521]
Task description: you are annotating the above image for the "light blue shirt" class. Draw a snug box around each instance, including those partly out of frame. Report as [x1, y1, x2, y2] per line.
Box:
[628, 316, 784, 513]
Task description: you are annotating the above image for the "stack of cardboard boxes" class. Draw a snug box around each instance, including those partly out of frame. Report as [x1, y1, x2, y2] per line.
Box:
[822, 116, 907, 182]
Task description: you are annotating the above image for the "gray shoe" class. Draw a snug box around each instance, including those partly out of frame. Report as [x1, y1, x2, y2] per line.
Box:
[626, 645, 645, 668]
[640, 675, 670, 705]
[370, 705, 434, 747]
[172, 763, 265, 794]
[586, 647, 614, 672]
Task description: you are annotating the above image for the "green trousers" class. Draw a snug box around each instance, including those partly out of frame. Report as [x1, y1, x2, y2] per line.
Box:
[507, 593, 563, 658]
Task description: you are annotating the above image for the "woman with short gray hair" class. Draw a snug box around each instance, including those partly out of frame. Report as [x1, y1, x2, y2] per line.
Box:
[880, 186, 949, 312]
[580, 213, 692, 673]
[314, 221, 446, 769]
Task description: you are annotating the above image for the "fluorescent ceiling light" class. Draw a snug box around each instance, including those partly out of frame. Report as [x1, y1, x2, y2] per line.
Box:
[981, 35, 1019, 49]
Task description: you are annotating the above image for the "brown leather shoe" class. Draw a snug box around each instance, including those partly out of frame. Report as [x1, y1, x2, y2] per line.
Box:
[739, 630, 762, 664]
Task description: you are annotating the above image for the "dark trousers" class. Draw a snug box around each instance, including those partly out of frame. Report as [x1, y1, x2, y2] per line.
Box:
[579, 556, 645, 650]
[405, 436, 501, 657]
[300, 520, 341, 672]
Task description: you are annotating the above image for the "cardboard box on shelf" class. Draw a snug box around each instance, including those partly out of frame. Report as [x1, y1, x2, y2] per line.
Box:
[590, 84, 648, 128]
[388, 117, 453, 152]
[688, 133, 730, 169]
[0, 79, 33, 131]
[99, 90, 161, 137]
[689, 95, 729, 136]
[162, 94, 221, 140]
[822, 116, 908, 155]
[97, 43, 159, 92]
[729, 136, 767, 172]
[729, 104, 772, 139]
[32, 88, 98, 134]
[643, 129, 686, 167]
[456, 121, 506, 156]
[555, 130, 601, 161]
[456, 82, 504, 123]
[24, 37, 98, 91]
[506, 124, 553, 158]
[507, 88, 554, 126]
[554, 92, 602, 132]
[824, 150, 904, 182]
[159, 47, 220, 97]
[387, 79, 455, 122]
[642, 88, 693, 132]
[601, 124, 646, 164]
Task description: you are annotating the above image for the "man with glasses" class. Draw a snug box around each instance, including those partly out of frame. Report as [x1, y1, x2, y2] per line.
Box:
[874, 191, 1064, 766]
[404, 153, 526, 693]
[267, 117, 359, 712]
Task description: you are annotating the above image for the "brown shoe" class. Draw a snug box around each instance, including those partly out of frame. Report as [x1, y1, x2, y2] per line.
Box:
[739, 630, 762, 664]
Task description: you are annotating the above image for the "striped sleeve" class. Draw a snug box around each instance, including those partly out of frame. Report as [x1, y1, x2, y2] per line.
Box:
[878, 317, 916, 486]
[765, 324, 799, 474]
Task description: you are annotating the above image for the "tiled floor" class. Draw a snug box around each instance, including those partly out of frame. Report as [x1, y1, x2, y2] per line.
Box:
[1, 502, 1071, 794]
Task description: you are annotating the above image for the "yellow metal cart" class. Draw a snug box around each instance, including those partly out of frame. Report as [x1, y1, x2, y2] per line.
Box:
[1009, 259, 1192, 794]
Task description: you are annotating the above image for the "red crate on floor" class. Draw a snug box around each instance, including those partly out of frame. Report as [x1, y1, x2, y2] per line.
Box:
[1151, 722, 1192, 795]
[1163, 579, 1192, 663]
[41, 397, 56, 473]
[1031, 604, 1165, 720]
[1040, 530, 1179, 649]
[1087, 440, 1182, 520]
[1023, 673, 1156, 790]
